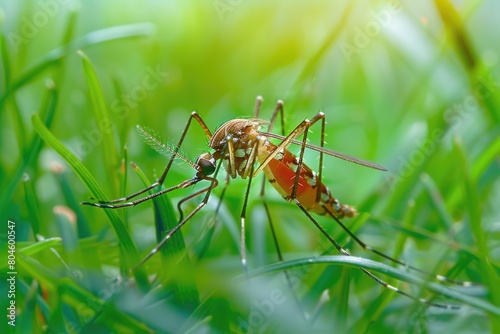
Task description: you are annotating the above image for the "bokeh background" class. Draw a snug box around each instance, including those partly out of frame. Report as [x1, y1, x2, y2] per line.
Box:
[1, 0, 500, 333]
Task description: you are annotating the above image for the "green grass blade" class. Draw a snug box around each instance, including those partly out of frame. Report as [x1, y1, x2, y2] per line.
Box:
[53, 166, 92, 238]
[54, 206, 79, 253]
[421, 173, 455, 229]
[0, 84, 57, 220]
[472, 133, 500, 181]
[454, 138, 500, 329]
[23, 173, 41, 236]
[78, 50, 119, 193]
[0, 23, 155, 108]
[132, 162, 200, 310]
[132, 163, 182, 252]
[289, 2, 354, 99]
[248, 255, 500, 315]
[31, 114, 148, 288]
[17, 237, 62, 256]
[435, 0, 477, 69]
[435, 0, 500, 124]
[0, 32, 12, 86]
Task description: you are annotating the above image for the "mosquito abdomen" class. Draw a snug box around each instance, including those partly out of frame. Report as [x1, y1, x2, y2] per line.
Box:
[259, 143, 357, 219]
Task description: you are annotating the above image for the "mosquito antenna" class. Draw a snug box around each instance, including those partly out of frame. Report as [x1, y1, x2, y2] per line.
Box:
[136, 125, 197, 169]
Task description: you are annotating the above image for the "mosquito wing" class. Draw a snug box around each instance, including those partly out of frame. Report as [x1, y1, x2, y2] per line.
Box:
[260, 131, 387, 171]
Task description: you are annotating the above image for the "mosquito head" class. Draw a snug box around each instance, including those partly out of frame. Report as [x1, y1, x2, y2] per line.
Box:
[196, 153, 216, 177]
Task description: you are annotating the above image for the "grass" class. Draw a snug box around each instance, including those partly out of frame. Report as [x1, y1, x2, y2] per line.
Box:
[1, 1, 500, 333]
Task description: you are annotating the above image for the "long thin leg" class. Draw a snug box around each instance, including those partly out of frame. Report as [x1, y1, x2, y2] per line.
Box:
[239, 141, 260, 273]
[194, 163, 229, 260]
[293, 200, 459, 309]
[257, 99, 285, 197]
[323, 208, 474, 286]
[257, 100, 288, 262]
[274, 112, 475, 287]
[82, 112, 212, 206]
[257, 99, 307, 319]
[81, 177, 203, 209]
[279, 114, 466, 307]
[133, 176, 218, 271]
[253, 95, 263, 118]
[176, 160, 223, 222]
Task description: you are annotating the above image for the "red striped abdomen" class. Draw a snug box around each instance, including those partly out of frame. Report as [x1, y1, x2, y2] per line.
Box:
[258, 146, 357, 218]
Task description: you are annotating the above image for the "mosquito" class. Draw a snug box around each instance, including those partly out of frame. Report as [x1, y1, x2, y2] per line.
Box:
[82, 97, 472, 308]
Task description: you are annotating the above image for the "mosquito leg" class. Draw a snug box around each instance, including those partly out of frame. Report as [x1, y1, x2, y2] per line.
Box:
[238, 138, 267, 274]
[272, 113, 463, 307]
[267, 99, 285, 134]
[323, 209, 477, 286]
[315, 113, 326, 204]
[256, 100, 307, 319]
[81, 177, 202, 209]
[253, 95, 263, 118]
[82, 112, 213, 206]
[306, 113, 476, 287]
[260, 99, 288, 261]
[176, 160, 222, 222]
[239, 169, 254, 274]
[209, 162, 228, 220]
[294, 199, 460, 309]
[196, 167, 230, 260]
[253, 118, 312, 177]
[132, 176, 218, 271]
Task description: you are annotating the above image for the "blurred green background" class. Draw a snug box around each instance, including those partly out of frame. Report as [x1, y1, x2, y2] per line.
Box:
[1, 0, 500, 333]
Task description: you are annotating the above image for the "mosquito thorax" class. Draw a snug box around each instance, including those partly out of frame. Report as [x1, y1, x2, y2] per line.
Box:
[195, 153, 216, 176]
[209, 118, 267, 179]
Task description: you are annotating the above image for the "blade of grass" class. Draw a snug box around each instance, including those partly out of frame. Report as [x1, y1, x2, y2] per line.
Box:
[0, 83, 57, 219]
[131, 163, 183, 254]
[435, 0, 477, 69]
[446, 129, 500, 211]
[288, 1, 355, 99]
[54, 206, 79, 253]
[248, 255, 500, 315]
[302, 213, 371, 306]
[18, 280, 39, 334]
[23, 173, 41, 236]
[17, 237, 62, 257]
[1, 32, 12, 86]
[0, 32, 27, 150]
[435, 0, 500, 124]
[454, 137, 500, 330]
[332, 267, 350, 333]
[53, 165, 92, 238]
[18, 254, 152, 333]
[31, 114, 148, 289]
[132, 162, 200, 311]
[0, 23, 155, 109]
[357, 203, 419, 328]
[78, 50, 119, 194]
[471, 133, 500, 182]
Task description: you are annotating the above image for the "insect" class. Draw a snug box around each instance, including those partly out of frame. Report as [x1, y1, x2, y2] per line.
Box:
[82, 97, 471, 308]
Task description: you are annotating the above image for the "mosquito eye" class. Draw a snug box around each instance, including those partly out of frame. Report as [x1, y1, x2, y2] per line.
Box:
[198, 157, 216, 176]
